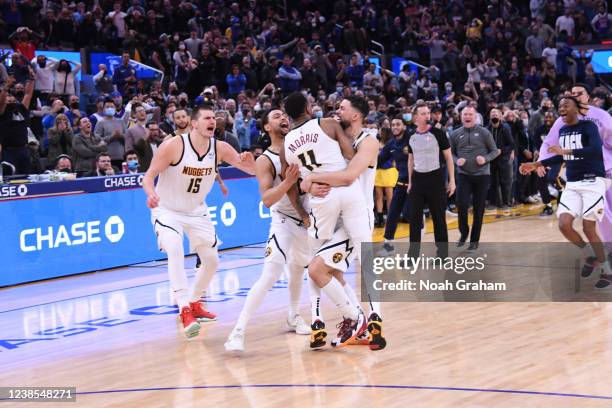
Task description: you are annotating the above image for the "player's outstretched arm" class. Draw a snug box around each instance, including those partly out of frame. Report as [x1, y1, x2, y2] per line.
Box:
[142, 137, 182, 208]
[306, 136, 378, 187]
[217, 141, 256, 175]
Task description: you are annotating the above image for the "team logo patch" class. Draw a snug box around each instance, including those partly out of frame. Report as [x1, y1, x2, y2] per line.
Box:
[265, 246, 272, 257]
[332, 252, 343, 263]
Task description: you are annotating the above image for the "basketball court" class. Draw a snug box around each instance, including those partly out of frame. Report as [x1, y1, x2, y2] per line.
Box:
[2, 209, 612, 407]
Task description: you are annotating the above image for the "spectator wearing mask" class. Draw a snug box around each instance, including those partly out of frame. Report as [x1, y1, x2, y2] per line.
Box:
[54, 154, 73, 173]
[486, 108, 515, 210]
[72, 117, 107, 176]
[66, 95, 85, 131]
[0, 75, 34, 175]
[86, 152, 117, 177]
[531, 111, 558, 216]
[53, 59, 81, 99]
[31, 55, 57, 105]
[125, 103, 148, 151]
[505, 109, 535, 204]
[123, 149, 140, 173]
[94, 99, 127, 168]
[450, 106, 500, 249]
[159, 102, 177, 135]
[134, 121, 164, 172]
[47, 114, 74, 161]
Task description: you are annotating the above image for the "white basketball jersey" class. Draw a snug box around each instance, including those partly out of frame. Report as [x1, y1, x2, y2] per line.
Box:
[156, 134, 217, 214]
[284, 118, 347, 177]
[353, 129, 377, 211]
[261, 149, 309, 220]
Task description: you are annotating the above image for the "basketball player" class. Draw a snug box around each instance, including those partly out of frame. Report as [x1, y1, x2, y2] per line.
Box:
[224, 109, 312, 351]
[538, 84, 612, 274]
[300, 96, 386, 350]
[520, 96, 612, 289]
[142, 105, 256, 338]
[283, 92, 369, 348]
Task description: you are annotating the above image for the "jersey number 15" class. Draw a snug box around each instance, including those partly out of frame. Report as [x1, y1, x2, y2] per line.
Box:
[187, 178, 202, 193]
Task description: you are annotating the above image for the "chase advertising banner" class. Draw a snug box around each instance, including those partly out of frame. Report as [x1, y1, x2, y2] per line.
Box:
[1, 176, 270, 287]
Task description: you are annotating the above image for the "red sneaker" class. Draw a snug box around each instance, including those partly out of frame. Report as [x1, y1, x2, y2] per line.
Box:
[180, 306, 201, 338]
[190, 301, 218, 322]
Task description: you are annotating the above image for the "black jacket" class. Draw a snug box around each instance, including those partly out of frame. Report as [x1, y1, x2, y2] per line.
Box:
[487, 123, 515, 160]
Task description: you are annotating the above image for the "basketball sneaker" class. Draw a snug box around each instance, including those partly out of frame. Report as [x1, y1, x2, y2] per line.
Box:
[595, 274, 612, 290]
[309, 319, 327, 349]
[224, 328, 245, 352]
[581, 257, 601, 278]
[332, 311, 367, 348]
[180, 306, 201, 338]
[190, 301, 218, 322]
[367, 312, 387, 351]
[286, 314, 312, 335]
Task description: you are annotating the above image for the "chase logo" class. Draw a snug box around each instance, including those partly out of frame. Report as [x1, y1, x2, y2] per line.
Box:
[104, 215, 125, 243]
[0, 184, 28, 198]
[20, 216, 125, 252]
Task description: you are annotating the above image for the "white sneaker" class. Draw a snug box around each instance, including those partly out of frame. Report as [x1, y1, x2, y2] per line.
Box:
[526, 196, 538, 204]
[286, 314, 311, 335]
[224, 329, 245, 352]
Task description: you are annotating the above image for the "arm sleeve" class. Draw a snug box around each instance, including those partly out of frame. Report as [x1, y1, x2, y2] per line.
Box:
[540, 155, 564, 167]
[572, 122, 602, 159]
[538, 116, 564, 161]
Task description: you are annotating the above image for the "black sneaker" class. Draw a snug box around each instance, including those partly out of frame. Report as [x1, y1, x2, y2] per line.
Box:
[309, 319, 327, 349]
[594, 274, 612, 290]
[581, 256, 600, 278]
[540, 205, 554, 216]
[367, 313, 386, 351]
[468, 242, 479, 251]
[457, 235, 468, 248]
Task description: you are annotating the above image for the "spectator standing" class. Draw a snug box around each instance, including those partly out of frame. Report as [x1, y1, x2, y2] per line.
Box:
[113, 53, 136, 96]
[31, 55, 56, 105]
[72, 117, 107, 176]
[486, 108, 515, 209]
[94, 99, 127, 168]
[125, 103, 148, 151]
[53, 59, 81, 100]
[226, 64, 246, 100]
[47, 113, 74, 161]
[450, 106, 500, 249]
[278, 56, 302, 96]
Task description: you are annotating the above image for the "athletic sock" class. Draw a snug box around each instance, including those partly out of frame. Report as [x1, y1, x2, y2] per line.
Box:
[322, 277, 358, 320]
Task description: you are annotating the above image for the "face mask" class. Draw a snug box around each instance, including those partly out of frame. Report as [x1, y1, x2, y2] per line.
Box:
[431, 88, 438, 96]
[541, 106, 549, 112]
[127, 160, 139, 170]
[403, 113, 412, 122]
[314, 110, 323, 118]
[70, 102, 79, 109]
[179, 44, 186, 51]
[336, 87, 343, 94]
[14, 91, 24, 99]
[59, 168, 71, 173]
[179, 100, 188, 107]
[491, 117, 500, 124]
[105, 107, 116, 116]
[522, 119, 529, 127]
[39, 60, 47, 68]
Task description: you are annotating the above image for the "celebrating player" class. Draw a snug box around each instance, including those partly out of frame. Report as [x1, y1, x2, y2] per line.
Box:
[142, 104, 256, 338]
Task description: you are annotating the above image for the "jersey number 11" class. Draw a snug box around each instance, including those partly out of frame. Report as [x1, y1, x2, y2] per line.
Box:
[297, 150, 322, 171]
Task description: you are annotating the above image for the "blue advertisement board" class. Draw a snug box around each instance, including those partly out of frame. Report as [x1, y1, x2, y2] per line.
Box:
[1, 176, 271, 287]
[591, 50, 612, 74]
[90, 52, 159, 79]
[391, 57, 421, 75]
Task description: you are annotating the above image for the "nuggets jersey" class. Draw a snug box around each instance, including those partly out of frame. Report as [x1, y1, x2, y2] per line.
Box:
[353, 128, 377, 211]
[261, 149, 309, 219]
[284, 118, 347, 177]
[156, 133, 217, 214]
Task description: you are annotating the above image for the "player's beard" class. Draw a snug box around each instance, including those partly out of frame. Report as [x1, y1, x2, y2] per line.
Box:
[340, 119, 351, 129]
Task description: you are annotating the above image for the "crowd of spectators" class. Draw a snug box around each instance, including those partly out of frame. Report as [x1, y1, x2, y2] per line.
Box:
[0, 0, 611, 216]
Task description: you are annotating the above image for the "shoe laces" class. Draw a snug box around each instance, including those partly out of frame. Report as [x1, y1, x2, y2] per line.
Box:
[336, 318, 353, 335]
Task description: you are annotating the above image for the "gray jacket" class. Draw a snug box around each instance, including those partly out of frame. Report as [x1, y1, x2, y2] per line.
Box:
[450, 125, 500, 176]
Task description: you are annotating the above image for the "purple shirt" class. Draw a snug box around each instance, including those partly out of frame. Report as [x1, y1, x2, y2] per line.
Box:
[539, 106, 612, 172]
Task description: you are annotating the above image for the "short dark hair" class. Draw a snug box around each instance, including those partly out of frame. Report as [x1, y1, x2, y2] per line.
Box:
[96, 152, 111, 161]
[283, 92, 308, 120]
[344, 95, 368, 119]
[260, 107, 281, 132]
[146, 120, 159, 128]
[124, 149, 138, 161]
[191, 103, 215, 120]
[560, 95, 581, 109]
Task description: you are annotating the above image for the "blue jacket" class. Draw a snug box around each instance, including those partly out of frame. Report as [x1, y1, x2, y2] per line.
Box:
[226, 73, 246, 95]
[378, 133, 410, 182]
